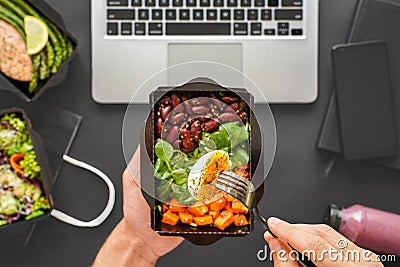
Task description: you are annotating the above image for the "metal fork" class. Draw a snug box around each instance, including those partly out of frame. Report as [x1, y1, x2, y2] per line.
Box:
[216, 171, 317, 267]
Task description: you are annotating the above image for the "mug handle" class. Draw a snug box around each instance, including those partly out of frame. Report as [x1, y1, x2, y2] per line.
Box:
[50, 155, 116, 227]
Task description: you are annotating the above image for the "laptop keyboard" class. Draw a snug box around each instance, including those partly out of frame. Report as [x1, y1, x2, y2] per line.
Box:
[106, 0, 305, 37]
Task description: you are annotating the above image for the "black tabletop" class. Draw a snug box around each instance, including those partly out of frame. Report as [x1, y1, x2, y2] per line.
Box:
[1, 0, 399, 266]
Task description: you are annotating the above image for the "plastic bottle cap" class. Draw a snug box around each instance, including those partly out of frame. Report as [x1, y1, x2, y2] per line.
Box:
[324, 204, 342, 230]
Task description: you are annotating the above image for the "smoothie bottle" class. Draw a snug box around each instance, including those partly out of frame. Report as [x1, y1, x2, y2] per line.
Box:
[325, 204, 400, 255]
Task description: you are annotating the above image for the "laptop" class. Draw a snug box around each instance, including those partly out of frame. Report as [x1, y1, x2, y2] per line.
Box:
[91, 0, 319, 103]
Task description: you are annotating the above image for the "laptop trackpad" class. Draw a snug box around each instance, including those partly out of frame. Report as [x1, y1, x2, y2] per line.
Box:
[168, 43, 243, 86]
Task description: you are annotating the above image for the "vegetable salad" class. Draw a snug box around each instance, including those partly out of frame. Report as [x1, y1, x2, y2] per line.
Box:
[0, 113, 50, 226]
[154, 92, 252, 230]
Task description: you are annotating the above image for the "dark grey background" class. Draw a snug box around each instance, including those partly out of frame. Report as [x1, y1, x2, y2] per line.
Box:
[0, 0, 399, 266]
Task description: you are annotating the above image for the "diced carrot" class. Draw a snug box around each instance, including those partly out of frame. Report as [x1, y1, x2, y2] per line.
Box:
[209, 197, 226, 212]
[179, 212, 194, 224]
[231, 199, 249, 214]
[169, 198, 186, 213]
[10, 153, 24, 172]
[161, 210, 180, 226]
[187, 203, 209, 216]
[224, 194, 236, 202]
[242, 171, 249, 178]
[162, 203, 169, 213]
[224, 201, 234, 213]
[234, 214, 249, 226]
[208, 210, 220, 220]
[194, 215, 213, 226]
[169, 205, 186, 213]
[214, 211, 234, 230]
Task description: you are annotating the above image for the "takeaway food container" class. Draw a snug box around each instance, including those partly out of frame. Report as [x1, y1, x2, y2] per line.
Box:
[141, 79, 265, 246]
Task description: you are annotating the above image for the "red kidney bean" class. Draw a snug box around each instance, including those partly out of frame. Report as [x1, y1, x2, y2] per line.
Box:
[199, 97, 210, 104]
[170, 113, 187, 125]
[166, 126, 179, 144]
[191, 120, 202, 142]
[202, 119, 220, 133]
[182, 141, 196, 152]
[221, 96, 238, 104]
[182, 98, 193, 114]
[180, 127, 191, 139]
[191, 97, 209, 105]
[190, 98, 201, 106]
[198, 116, 211, 122]
[180, 146, 196, 154]
[172, 140, 181, 149]
[161, 105, 173, 121]
[181, 122, 190, 131]
[192, 105, 209, 114]
[219, 112, 239, 123]
[238, 110, 248, 122]
[161, 123, 172, 139]
[181, 128, 196, 151]
[228, 103, 239, 112]
[171, 94, 181, 107]
[174, 104, 185, 113]
[159, 96, 171, 106]
[239, 100, 247, 110]
[210, 98, 224, 109]
[155, 117, 164, 137]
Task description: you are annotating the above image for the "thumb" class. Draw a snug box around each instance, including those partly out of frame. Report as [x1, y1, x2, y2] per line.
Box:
[268, 238, 300, 267]
[123, 146, 141, 187]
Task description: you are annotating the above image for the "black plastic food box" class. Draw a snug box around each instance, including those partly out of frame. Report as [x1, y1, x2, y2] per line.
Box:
[141, 79, 264, 246]
[0, 108, 54, 245]
[0, 0, 78, 102]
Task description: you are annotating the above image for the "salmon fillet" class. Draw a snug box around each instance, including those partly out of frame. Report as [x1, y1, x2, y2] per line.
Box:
[0, 19, 32, 82]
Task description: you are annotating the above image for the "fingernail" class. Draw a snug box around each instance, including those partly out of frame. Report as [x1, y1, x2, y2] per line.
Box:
[269, 239, 283, 251]
[264, 231, 273, 242]
[268, 217, 282, 226]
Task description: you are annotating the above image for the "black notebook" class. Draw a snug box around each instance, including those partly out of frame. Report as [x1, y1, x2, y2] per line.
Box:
[317, 0, 400, 169]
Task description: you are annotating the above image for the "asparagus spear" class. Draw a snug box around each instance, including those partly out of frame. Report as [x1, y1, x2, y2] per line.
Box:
[48, 22, 67, 61]
[39, 50, 49, 80]
[66, 38, 74, 57]
[29, 54, 41, 93]
[0, 4, 24, 28]
[0, 12, 25, 39]
[10, 0, 39, 17]
[0, 0, 26, 18]
[48, 30, 63, 73]
[46, 43, 54, 69]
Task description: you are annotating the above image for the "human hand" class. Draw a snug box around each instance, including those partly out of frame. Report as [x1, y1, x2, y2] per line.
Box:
[122, 146, 184, 259]
[93, 146, 183, 267]
[264, 217, 384, 267]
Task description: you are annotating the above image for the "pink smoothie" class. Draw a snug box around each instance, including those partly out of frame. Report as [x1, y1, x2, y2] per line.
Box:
[337, 204, 400, 255]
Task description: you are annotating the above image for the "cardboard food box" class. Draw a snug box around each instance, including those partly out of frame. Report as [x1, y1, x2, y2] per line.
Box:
[141, 79, 264, 246]
[0, 107, 115, 245]
[0, 108, 54, 245]
[0, 0, 78, 101]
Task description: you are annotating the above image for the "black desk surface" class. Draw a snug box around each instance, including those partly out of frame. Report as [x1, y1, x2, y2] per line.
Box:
[1, 0, 399, 266]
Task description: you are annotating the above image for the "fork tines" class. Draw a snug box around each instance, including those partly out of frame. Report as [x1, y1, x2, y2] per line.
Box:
[216, 171, 254, 206]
